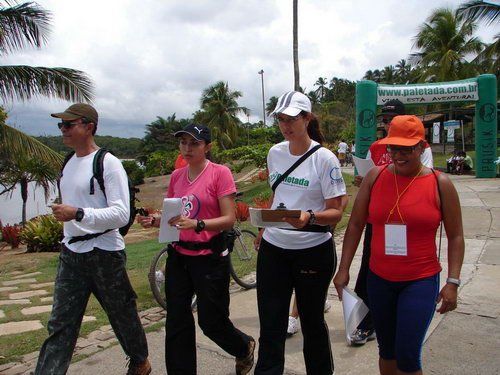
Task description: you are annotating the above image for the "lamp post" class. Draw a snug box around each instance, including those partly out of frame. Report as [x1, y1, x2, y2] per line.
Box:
[258, 69, 266, 126]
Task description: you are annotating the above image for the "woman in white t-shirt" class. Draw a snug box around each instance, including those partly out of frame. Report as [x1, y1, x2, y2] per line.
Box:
[254, 91, 347, 375]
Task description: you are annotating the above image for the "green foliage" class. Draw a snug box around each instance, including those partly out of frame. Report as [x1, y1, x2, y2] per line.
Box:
[122, 160, 145, 186]
[20, 215, 63, 252]
[218, 143, 271, 172]
[144, 150, 177, 177]
[141, 114, 188, 158]
[35, 135, 143, 159]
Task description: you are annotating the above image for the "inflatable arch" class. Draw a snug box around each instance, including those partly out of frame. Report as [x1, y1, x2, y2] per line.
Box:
[355, 74, 497, 178]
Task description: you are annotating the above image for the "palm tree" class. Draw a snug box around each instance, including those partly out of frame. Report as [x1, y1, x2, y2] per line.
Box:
[395, 59, 412, 83]
[314, 77, 328, 100]
[411, 8, 484, 82]
[0, 1, 93, 103]
[265, 96, 278, 118]
[381, 65, 396, 84]
[198, 81, 249, 149]
[372, 69, 382, 83]
[363, 70, 375, 81]
[293, 0, 300, 91]
[458, 1, 500, 76]
[457, 1, 500, 25]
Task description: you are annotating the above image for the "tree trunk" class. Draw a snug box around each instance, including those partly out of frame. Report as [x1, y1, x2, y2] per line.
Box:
[20, 178, 28, 225]
[293, 0, 300, 91]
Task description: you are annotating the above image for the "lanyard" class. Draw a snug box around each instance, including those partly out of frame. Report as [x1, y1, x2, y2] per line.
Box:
[386, 164, 424, 224]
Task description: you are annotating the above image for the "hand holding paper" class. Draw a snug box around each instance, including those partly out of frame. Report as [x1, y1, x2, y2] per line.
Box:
[158, 198, 183, 243]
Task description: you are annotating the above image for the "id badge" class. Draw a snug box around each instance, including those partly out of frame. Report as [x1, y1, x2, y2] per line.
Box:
[385, 224, 407, 256]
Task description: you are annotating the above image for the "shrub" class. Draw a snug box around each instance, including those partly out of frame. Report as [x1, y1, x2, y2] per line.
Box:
[2, 224, 22, 248]
[235, 201, 249, 222]
[20, 215, 63, 252]
[122, 160, 145, 186]
[252, 193, 272, 208]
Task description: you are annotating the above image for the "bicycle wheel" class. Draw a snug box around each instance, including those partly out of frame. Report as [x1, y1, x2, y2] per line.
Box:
[148, 247, 169, 310]
[148, 247, 197, 311]
[229, 229, 257, 289]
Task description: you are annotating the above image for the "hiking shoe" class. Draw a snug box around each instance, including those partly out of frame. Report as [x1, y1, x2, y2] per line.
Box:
[324, 299, 332, 313]
[287, 316, 300, 337]
[127, 358, 152, 375]
[351, 329, 376, 346]
[235, 338, 255, 375]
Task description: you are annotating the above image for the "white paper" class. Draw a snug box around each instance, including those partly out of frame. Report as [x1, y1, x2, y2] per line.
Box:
[158, 198, 183, 243]
[249, 207, 294, 229]
[341, 287, 369, 345]
[353, 156, 375, 177]
[385, 224, 407, 256]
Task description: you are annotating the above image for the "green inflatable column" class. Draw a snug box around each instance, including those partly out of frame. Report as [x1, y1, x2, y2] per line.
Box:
[355, 80, 378, 159]
[475, 74, 497, 178]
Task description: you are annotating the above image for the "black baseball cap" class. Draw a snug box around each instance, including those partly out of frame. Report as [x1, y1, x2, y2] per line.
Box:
[378, 99, 405, 117]
[174, 124, 211, 143]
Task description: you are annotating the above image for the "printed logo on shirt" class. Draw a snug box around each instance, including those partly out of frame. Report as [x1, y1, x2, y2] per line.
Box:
[181, 194, 201, 218]
[269, 171, 310, 187]
[329, 167, 344, 185]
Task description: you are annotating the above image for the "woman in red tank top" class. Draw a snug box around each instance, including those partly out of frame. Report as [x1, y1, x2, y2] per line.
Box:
[334, 115, 465, 375]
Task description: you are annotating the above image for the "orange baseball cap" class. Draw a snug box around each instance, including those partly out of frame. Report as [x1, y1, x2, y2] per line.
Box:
[378, 115, 425, 146]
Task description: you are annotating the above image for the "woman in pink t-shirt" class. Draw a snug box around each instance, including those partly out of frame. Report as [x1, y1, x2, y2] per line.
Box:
[137, 124, 255, 375]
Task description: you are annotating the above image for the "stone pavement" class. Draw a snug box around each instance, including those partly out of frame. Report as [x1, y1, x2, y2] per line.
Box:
[3, 174, 499, 374]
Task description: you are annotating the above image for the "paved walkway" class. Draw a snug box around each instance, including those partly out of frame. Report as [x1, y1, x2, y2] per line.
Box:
[4, 174, 499, 375]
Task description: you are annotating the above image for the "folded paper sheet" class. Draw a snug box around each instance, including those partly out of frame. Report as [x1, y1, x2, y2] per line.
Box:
[158, 198, 183, 243]
[342, 287, 369, 345]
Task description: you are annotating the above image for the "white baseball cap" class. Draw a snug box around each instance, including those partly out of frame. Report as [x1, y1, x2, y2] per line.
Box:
[270, 91, 312, 116]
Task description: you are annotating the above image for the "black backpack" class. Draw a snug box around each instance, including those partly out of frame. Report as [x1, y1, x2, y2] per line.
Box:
[59, 148, 138, 244]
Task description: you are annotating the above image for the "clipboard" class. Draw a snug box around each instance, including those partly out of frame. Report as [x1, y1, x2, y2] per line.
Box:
[261, 209, 301, 222]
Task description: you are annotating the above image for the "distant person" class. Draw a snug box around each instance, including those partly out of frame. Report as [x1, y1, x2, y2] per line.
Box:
[35, 104, 151, 375]
[137, 124, 255, 375]
[454, 151, 472, 175]
[462, 151, 473, 171]
[338, 139, 348, 166]
[254, 91, 347, 374]
[351, 100, 434, 346]
[174, 152, 187, 170]
[446, 150, 459, 174]
[351, 141, 356, 154]
[334, 115, 465, 375]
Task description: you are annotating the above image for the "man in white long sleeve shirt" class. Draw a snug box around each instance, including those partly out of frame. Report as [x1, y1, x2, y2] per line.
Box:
[35, 103, 151, 375]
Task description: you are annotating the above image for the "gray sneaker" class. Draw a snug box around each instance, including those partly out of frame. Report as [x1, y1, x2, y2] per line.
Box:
[351, 329, 376, 345]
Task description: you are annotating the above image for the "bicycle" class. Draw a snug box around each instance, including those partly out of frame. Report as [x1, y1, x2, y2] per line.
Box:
[146, 195, 257, 310]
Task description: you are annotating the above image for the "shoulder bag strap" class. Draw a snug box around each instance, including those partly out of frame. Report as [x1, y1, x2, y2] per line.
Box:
[431, 168, 443, 260]
[271, 144, 322, 192]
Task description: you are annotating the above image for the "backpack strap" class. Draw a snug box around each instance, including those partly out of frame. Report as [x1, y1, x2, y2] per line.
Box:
[271, 144, 322, 192]
[90, 148, 108, 197]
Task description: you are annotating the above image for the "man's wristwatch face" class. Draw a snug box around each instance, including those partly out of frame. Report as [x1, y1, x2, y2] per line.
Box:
[75, 208, 84, 222]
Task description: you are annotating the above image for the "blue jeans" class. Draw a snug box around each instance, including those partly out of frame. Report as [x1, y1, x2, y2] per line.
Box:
[367, 270, 439, 373]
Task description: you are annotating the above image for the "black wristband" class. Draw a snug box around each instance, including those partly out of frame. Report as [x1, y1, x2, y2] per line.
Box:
[307, 210, 316, 225]
[195, 219, 206, 233]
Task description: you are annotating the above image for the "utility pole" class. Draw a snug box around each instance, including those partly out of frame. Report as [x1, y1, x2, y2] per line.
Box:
[258, 69, 266, 126]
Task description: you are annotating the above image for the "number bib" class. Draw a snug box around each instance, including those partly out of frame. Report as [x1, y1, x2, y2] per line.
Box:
[384, 223, 407, 256]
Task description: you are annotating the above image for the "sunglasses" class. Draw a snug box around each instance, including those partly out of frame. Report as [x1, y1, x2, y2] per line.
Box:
[386, 145, 417, 155]
[57, 119, 90, 130]
[275, 114, 302, 123]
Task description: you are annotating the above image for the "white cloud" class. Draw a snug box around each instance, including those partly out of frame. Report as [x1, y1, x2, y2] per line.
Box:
[3, 0, 498, 138]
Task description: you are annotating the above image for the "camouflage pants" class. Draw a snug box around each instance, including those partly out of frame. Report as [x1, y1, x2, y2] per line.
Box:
[34, 245, 148, 375]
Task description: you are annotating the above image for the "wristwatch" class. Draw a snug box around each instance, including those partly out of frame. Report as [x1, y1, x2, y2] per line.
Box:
[75, 208, 84, 222]
[307, 210, 316, 225]
[446, 277, 461, 286]
[195, 219, 206, 234]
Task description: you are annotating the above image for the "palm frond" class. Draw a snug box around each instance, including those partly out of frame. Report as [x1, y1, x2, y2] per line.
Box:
[0, 1, 51, 53]
[457, 0, 500, 25]
[0, 122, 63, 169]
[0, 65, 94, 102]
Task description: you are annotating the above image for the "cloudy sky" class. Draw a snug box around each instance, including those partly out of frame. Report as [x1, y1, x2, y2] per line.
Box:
[3, 0, 499, 138]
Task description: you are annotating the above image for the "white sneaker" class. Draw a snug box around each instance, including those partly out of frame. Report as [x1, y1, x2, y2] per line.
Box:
[324, 299, 331, 313]
[287, 316, 299, 337]
[155, 270, 165, 284]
